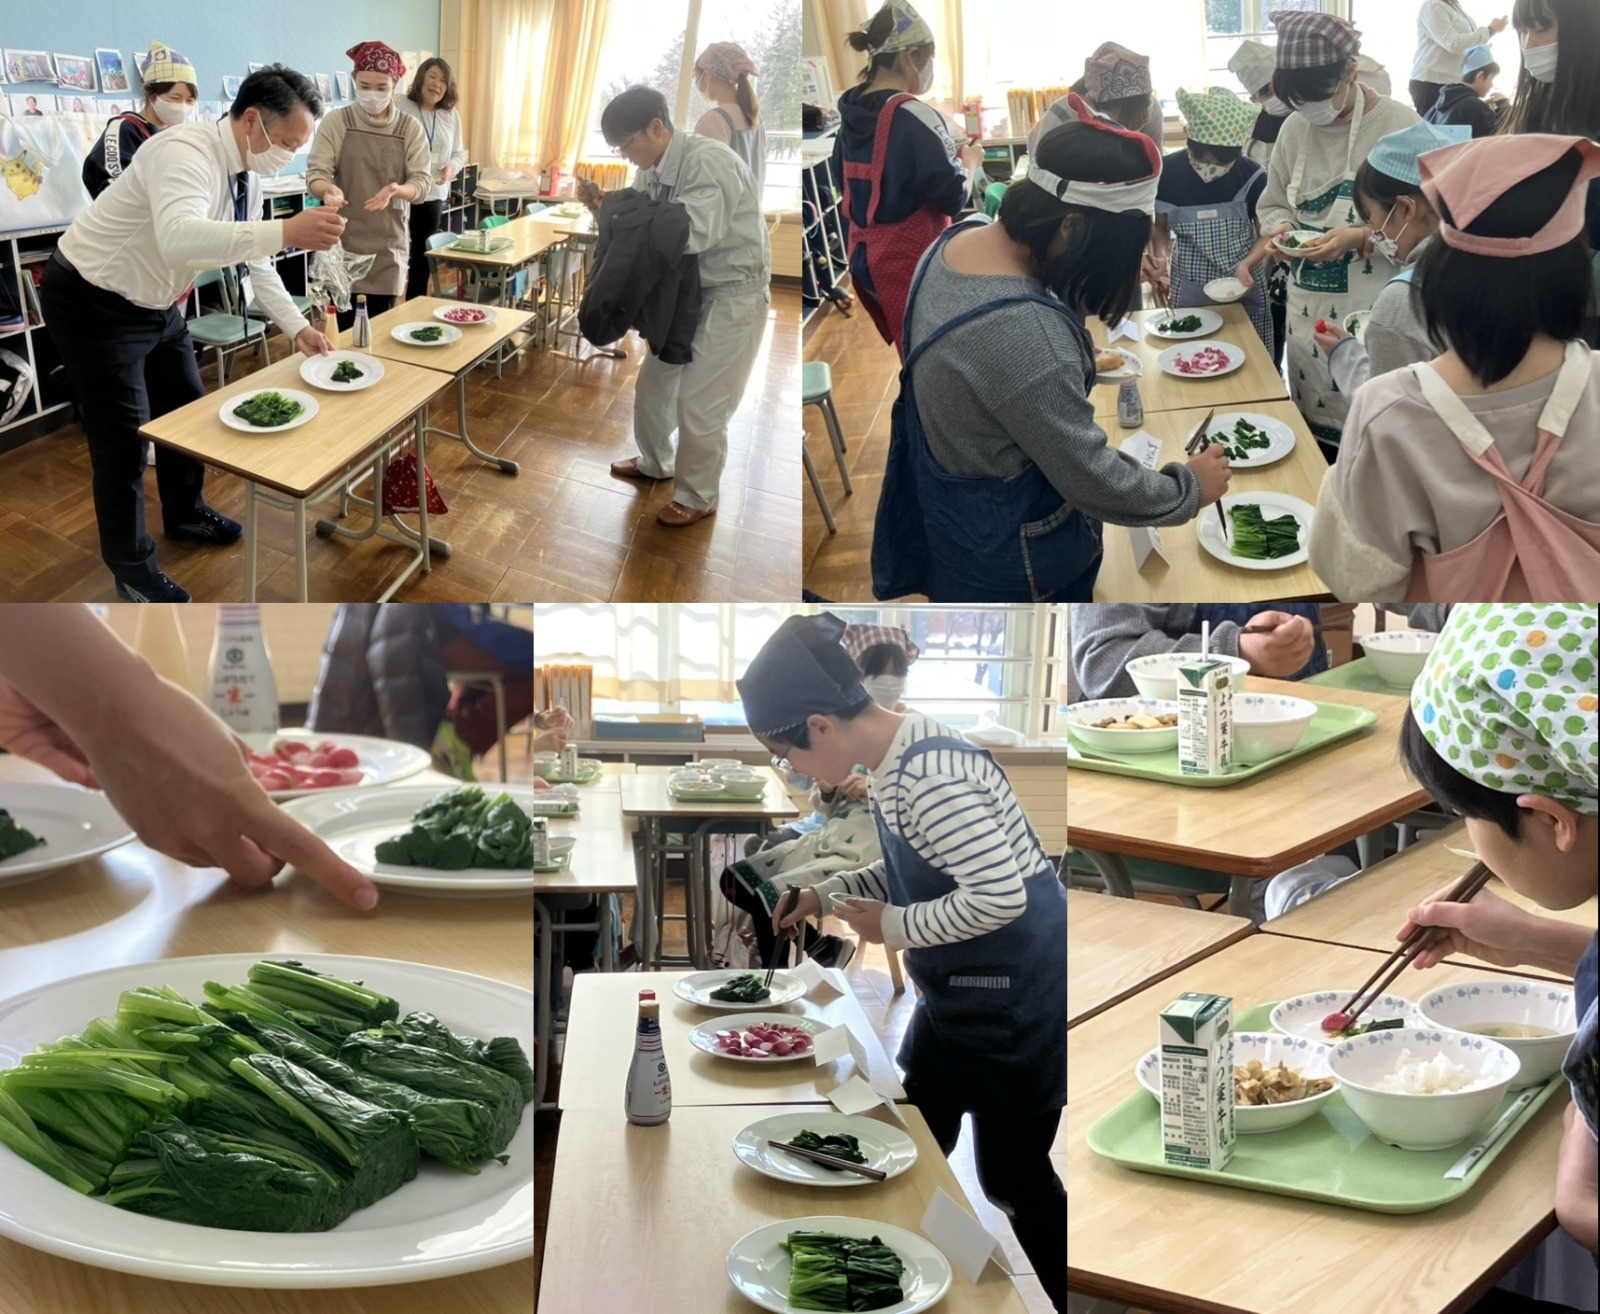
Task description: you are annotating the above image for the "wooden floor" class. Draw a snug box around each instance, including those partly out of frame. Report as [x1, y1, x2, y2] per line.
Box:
[801, 299, 922, 603]
[0, 285, 802, 603]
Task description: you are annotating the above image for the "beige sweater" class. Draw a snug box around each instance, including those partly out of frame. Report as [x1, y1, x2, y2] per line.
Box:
[305, 103, 434, 203]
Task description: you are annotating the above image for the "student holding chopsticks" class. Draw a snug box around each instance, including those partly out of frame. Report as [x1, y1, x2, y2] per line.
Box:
[1396, 603, 1597, 1262]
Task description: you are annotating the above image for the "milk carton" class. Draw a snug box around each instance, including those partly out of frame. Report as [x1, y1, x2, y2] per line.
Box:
[1159, 992, 1235, 1170]
[1176, 655, 1233, 776]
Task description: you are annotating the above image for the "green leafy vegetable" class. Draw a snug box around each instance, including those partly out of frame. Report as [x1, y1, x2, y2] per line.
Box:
[0, 808, 45, 861]
[781, 1231, 906, 1311]
[1227, 503, 1303, 560]
[374, 786, 532, 870]
[1157, 314, 1202, 333]
[709, 972, 771, 1005]
[1212, 417, 1274, 462]
[785, 1128, 867, 1167]
[1326, 1016, 1405, 1039]
[1280, 234, 1302, 249]
[331, 360, 365, 383]
[409, 325, 446, 342]
[232, 391, 304, 427]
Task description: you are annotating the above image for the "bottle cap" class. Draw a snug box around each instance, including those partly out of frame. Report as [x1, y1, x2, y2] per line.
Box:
[638, 990, 656, 1000]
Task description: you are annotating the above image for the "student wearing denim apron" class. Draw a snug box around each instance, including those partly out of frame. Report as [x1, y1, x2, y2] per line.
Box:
[738, 613, 1067, 1312]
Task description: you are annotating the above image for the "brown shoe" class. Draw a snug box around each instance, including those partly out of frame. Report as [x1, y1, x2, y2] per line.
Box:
[610, 457, 664, 481]
[657, 501, 713, 527]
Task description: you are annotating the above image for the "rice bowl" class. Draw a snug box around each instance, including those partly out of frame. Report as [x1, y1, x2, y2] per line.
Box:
[1328, 1029, 1519, 1150]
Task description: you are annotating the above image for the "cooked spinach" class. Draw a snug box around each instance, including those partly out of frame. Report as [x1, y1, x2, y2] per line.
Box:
[409, 326, 446, 342]
[232, 391, 304, 427]
[781, 1231, 906, 1311]
[1212, 417, 1274, 462]
[374, 786, 533, 870]
[1227, 503, 1303, 559]
[331, 360, 364, 383]
[709, 972, 771, 1005]
[785, 1128, 867, 1167]
[0, 809, 45, 861]
[1157, 314, 1202, 333]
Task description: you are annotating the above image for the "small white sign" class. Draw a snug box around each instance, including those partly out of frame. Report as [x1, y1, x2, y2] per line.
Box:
[791, 957, 846, 998]
[920, 1188, 1017, 1284]
[826, 1074, 887, 1116]
[812, 1023, 868, 1069]
[1121, 432, 1169, 572]
[1107, 317, 1142, 344]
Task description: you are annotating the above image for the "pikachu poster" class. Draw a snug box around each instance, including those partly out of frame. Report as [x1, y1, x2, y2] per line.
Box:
[0, 112, 92, 235]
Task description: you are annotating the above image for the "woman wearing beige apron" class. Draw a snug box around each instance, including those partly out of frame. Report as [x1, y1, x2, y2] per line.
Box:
[306, 41, 433, 332]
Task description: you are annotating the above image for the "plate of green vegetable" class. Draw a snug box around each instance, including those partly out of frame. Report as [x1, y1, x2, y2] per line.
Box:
[1201, 411, 1297, 468]
[299, 350, 385, 393]
[1197, 492, 1313, 570]
[726, 1215, 952, 1313]
[1148, 308, 1222, 339]
[674, 969, 806, 1011]
[281, 785, 536, 896]
[219, 387, 318, 433]
[0, 953, 533, 1286]
[732, 1112, 919, 1187]
[391, 322, 462, 348]
[0, 785, 134, 887]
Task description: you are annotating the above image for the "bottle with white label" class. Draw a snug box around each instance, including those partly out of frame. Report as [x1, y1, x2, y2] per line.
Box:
[133, 607, 190, 692]
[208, 604, 279, 734]
[624, 991, 671, 1125]
[352, 295, 370, 348]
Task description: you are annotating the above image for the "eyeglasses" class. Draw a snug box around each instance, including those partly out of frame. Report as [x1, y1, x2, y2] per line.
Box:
[610, 130, 641, 157]
[769, 753, 793, 774]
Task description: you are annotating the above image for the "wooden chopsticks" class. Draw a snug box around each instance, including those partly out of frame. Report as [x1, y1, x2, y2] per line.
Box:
[1334, 861, 1494, 1031]
[768, 1140, 888, 1181]
[1183, 408, 1228, 544]
[767, 887, 801, 988]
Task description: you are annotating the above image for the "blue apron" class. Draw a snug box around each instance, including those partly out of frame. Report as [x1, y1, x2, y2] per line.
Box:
[1190, 603, 1329, 680]
[871, 227, 1102, 602]
[873, 733, 1066, 1113]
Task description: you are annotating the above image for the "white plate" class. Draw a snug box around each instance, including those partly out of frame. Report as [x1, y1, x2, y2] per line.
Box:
[673, 970, 807, 1011]
[0, 953, 532, 1287]
[1203, 276, 1248, 302]
[1155, 339, 1246, 379]
[1147, 308, 1223, 339]
[219, 387, 319, 433]
[727, 1215, 953, 1314]
[0, 785, 135, 886]
[1270, 989, 1422, 1044]
[1344, 309, 1370, 344]
[732, 1112, 919, 1187]
[240, 730, 433, 800]
[298, 350, 385, 392]
[1136, 1032, 1338, 1134]
[390, 322, 462, 347]
[1094, 351, 1143, 381]
[432, 305, 497, 327]
[1062, 698, 1181, 754]
[1203, 411, 1297, 469]
[1197, 492, 1314, 571]
[1273, 229, 1324, 254]
[688, 1013, 828, 1063]
[281, 785, 536, 897]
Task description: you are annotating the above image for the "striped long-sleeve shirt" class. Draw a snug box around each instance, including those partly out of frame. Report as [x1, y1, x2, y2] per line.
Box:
[813, 713, 1044, 952]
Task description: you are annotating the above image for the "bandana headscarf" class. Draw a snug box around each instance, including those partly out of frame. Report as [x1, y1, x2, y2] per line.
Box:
[1176, 86, 1257, 148]
[840, 624, 921, 666]
[1420, 135, 1600, 257]
[1082, 43, 1152, 102]
[1028, 92, 1162, 216]
[347, 41, 406, 79]
[1368, 121, 1471, 187]
[1270, 10, 1362, 70]
[738, 613, 871, 737]
[1228, 40, 1277, 97]
[1411, 604, 1599, 814]
[865, 0, 934, 56]
[143, 41, 197, 88]
[695, 42, 757, 85]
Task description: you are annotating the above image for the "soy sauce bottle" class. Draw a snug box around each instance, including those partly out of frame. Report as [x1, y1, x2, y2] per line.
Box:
[352, 295, 370, 348]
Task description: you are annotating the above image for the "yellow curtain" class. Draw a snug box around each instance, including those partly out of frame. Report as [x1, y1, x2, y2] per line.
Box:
[811, 0, 962, 107]
[538, 0, 612, 171]
[443, 0, 543, 174]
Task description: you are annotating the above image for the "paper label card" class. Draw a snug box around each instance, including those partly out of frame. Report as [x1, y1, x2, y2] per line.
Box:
[826, 1074, 887, 1116]
[812, 1023, 868, 1069]
[1107, 318, 1141, 343]
[920, 1188, 1017, 1284]
[1121, 433, 1170, 572]
[792, 958, 845, 998]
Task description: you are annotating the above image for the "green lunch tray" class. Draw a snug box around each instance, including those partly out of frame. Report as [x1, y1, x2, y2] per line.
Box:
[1065, 700, 1378, 788]
[1085, 1000, 1567, 1214]
[1305, 656, 1413, 697]
[450, 236, 514, 253]
[534, 763, 602, 786]
[533, 848, 572, 873]
[667, 783, 767, 804]
[529, 798, 580, 817]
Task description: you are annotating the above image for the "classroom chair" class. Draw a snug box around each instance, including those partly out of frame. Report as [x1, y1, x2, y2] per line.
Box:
[187, 267, 270, 386]
[803, 434, 840, 535]
[802, 361, 849, 459]
[424, 230, 460, 299]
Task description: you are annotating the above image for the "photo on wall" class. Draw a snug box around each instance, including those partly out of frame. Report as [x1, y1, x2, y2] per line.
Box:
[99, 98, 129, 117]
[247, 62, 265, 75]
[62, 96, 91, 115]
[335, 71, 352, 102]
[222, 75, 243, 98]
[314, 73, 333, 103]
[94, 49, 129, 93]
[2, 50, 55, 84]
[133, 51, 149, 81]
[7, 93, 49, 116]
[53, 54, 96, 93]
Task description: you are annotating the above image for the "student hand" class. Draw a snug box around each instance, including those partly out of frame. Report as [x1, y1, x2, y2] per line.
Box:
[319, 186, 349, 211]
[830, 896, 886, 945]
[1188, 441, 1232, 508]
[1489, 15, 1508, 34]
[1140, 249, 1169, 289]
[295, 328, 334, 357]
[1238, 611, 1314, 676]
[533, 776, 552, 791]
[773, 886, 822, 935]
[1297, 227, 1366, 263]
[283, 205, 347, 252]
[958, 142, 985, 172]
[534, 727, 567, 752]
[836, 774, 870, 803]
[365, 182, 403, 212]
[576, 178, 604, 212]
[0, 680, 98, 788]
[1313, 320, 1352, 355]
[536, 706, 576, 735]
[1397, 882, 1537, 970]
[1261, 223, 1294, 264]
[1555, 1100, 1599, 1255]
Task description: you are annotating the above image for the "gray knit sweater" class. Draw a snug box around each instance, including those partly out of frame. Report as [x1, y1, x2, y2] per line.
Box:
[904, 228, 1201, 527]
[1328, 235, 1442, 394]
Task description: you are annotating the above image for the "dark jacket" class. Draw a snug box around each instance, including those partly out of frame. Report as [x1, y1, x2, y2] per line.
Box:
[1424, 84, 1500, 138]
[82, 113, 156, 199]
[305, 605, 449, 749]
[578, 187, 700, 364]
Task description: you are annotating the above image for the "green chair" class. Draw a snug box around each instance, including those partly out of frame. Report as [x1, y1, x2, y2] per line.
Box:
[802, 360, 850, 463]
[425, 230, 460, 299]
[1065, 848, 1232, 910]
[187, 267, 270, 386]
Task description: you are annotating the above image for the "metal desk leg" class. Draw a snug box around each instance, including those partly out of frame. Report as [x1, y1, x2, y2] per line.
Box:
[601, 894, 616, 973]
[416, 413, 431, 574]
[1076, 849, 1136, 898]
[294, 497, 308, 602]
[1229, 876, 1255, 920]
[244, 481, 260, 601]
[534, 899, 554, 1110]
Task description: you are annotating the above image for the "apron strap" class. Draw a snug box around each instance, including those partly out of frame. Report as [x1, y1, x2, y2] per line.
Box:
[1288, 83, 1367, 210]
[843, 92, 916, 235]
[1413, 362, 1566, 498]
[903, 291, 1076, 374]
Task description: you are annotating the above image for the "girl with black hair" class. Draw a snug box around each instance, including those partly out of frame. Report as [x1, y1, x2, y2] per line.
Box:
[1309, 135, 1600, 602]
[872, 101, 1230, 603]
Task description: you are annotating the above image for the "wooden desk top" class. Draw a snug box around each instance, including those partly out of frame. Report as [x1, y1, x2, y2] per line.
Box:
[534, 790, 638, 897]
[432, 216, 568, 267]
[1067, 889, 1253, 1028]
[1091, 399, 1332, 603]
[139, 353, 450, 498]
[335, 297, 535, 374]
[1065, 677, 1430, 877]
[1067, 935, 1569, 1314]
[1088, 305, 1288, 422]
[1263, 823, 1599, 982]
[539, 1103, 1030, 1313]
[620, 767, 801, 822]
[558, 970, 906, 1110]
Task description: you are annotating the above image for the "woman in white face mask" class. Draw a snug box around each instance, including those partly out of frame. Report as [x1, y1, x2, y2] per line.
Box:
[305, 41, 435, 331]
[82, 41, 198, 200]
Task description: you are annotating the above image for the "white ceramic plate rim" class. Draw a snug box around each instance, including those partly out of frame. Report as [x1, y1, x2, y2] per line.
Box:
[0, 953, 532, 1287]
[1271, 989, 1421, 1042]
[1203, 277, 1247, 302]
[1344, 308, 1370, 344]
[1204, 411, 1297, 469]
[1197, 492, 1313, 571]
[1147, 308, 1224, 339]
[673, 971, 806, 1011]
[390, 322, 462, 347]
[0, 784, 135, 882]
[432, 305, 497, 326]
[1274, 229, 1324, 251]
[241, 730, 433, 800]
[298, 351, 385, 392]
[1155, 339, 1246, 379]
[1094, 352, 1143, 379]
[726, 1214, 953, 1314]
[218, 387, 319, 433]
[731, 1112, 919, 1187]
[688, 1013, 827, 1063]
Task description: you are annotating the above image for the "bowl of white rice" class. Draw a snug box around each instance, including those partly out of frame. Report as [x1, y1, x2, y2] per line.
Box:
[1328, 1029, 1520, 1150]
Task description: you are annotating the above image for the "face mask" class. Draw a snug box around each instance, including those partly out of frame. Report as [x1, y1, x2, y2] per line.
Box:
[915, 56, 936, 94]
[356, 89, 393, 114]
[152, 98, 194, 127]
[1262, 95, 1290, 116]
[244, 112, 295, 176]
[862, 675, 905, 710]
[1297, 96, 1340, 126]
[1372, 203, 1409, 264]
[1521, 40, 1558, 83]
[1189, 155, 1232, 183]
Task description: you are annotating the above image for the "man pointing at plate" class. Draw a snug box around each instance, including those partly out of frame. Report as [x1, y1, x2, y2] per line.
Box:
[40, 65, 345, 605]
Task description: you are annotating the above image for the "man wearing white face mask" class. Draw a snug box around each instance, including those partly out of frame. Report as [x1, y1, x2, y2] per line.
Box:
[39, 64, 346, 603]
[82, 41, 199, 200]
[306, 41, 433, 332]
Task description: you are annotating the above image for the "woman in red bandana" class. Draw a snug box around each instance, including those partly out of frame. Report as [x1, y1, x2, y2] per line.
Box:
[306, 41, 434, 331]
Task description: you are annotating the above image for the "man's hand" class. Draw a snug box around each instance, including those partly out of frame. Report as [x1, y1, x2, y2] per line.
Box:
[0, 679, 97, 788]
[365, 182, 405, 212]
[284, 206, 347, 252]
[318, 186, 348, 211]
[1297, 226, 1370, 263]
[295, 328, 334, 357]
[576, 178, 604, 213]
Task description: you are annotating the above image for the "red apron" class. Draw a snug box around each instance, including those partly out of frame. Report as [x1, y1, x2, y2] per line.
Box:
[1406, 344, 1600, 602]
[843, 92, 952, 358]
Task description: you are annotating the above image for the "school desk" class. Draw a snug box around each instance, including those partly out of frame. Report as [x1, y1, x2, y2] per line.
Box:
[539, 1103, 1031, 1313]
[1066, 935, 1571, 1314]
[1068, 889, 1254, 1029]
[1066, 678, 1429, 917]
[1262, 822, 1600, 984]
[1089, 398, 1332, 603]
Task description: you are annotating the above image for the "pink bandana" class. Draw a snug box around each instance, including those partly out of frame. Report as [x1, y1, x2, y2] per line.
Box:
[1419, 134, 1600, 257]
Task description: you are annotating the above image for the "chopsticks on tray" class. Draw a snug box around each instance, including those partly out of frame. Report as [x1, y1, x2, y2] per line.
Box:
[1328, 861, 1495, 1033]
[768, 887, 802, 987]
[768, 1139, 888, 1181]
[1183, 408, 1227, 544]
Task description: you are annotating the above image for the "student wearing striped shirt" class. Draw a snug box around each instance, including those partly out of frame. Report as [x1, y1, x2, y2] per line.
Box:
[739, 613, 1067, 1312]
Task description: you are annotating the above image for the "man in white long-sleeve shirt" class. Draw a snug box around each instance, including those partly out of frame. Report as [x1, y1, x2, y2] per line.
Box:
[40, 64, 347, 602]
